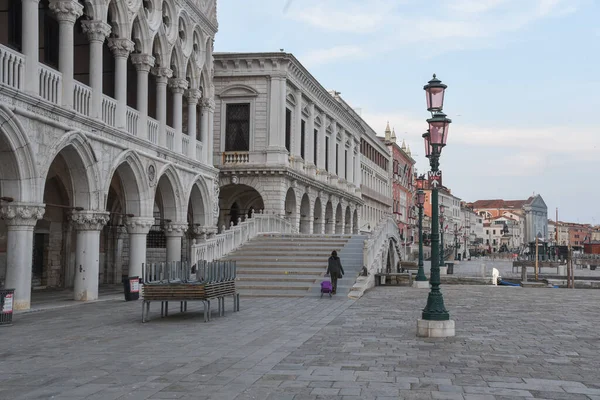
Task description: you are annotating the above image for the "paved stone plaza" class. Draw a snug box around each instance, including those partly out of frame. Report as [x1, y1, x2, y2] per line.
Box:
[2, 286, 600, 400]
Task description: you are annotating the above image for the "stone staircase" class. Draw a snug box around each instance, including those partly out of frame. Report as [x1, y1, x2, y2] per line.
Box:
[220, 234, 366, 297]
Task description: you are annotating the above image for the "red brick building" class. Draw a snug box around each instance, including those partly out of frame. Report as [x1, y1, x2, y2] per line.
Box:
[381, 123, 416, 242]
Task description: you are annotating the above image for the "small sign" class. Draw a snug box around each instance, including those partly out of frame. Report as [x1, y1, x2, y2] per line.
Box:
[2, 293, 13, 314]
[130, 278, 140, 293]
[428, 170, 443, 188]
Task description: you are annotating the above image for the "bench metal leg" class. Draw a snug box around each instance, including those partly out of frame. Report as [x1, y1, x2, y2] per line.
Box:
[160, 301, 164, 317]
[202, 301, 208, 322]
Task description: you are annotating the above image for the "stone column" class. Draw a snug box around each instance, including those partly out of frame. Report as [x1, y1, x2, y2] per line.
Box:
[152, 67, 173, 148]
[338, 130, 345, 179]
[108, 38, 134, 128]
[70, 210, 109, 301]
[131, 54, 155, 140]
[268, 75, 286, 149]
[124, 217, 154, 280]
[207, 98, 215, 166]
[0, 203, 45, 310]
[331, 121, 338, 177]
[22, 0, 40, 94]
[307, 102, 315, 166]
[168, 78, 188, 153]
[49, 0, 83, 108]
[186, 88, 201, 160]
[81, 20, 111, 119]
[354, 140, 361, 187]
[318, 112, 327, 170]
[164, 222, 187, 263]
[292, 88, 302, 159]
[347, 139, 354, 184]
[200, 99, 210, 162]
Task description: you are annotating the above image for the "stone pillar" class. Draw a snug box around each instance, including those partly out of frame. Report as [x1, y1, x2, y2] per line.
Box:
[347, 139, 354, 184]
[292, 88, 302, 159]
[331, 121, 338, 177]
[168, 78, 188, 153]
[81, 20, 111, 119]
[124, 217, 154, 279]
[307, 102, 315, 166]
[131, 54, 155, 140]
[186, 88, 201, 160]
[107, 38, 134, 128]
[164, 222, 187, 263]
[200, 100, 209, 162]
[207, 98, 215, 166]
[0, 203, 45, 310]
[152, 67, 173, 148]
[318, 112, 327, 170]
[268, 75, 286, 149]
[22, 0, 40, 94]
[354, 140, 361, 187]
[338, 130, 345, 179]
[70, 210, 109, 301]
[49, 0, 83, 108]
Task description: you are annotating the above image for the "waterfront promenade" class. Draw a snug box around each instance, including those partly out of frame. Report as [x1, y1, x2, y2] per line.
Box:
[1, 285, 600, 399]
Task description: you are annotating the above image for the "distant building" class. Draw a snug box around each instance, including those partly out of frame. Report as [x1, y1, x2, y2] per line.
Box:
[469, 195, 548, 248]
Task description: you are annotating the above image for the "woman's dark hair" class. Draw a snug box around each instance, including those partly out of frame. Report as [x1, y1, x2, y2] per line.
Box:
[331, 250, 337, 257]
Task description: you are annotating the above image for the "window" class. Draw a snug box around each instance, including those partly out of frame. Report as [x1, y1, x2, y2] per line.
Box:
[285, 109, 291, 152]
[325, 136, 329, 171]
[313, 129, 318, 166]
[225, 103, 250, 151]
[7, 0, 22, 50]
[335, 143, 339, 175]
[344, 150, 348, 179]
[486, 230, 489, 235]
[300, 120, 305, 159]
[493, 230, 496, 235]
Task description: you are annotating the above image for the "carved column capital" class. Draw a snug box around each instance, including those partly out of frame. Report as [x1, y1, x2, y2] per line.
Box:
[70, 210, 110, 231]
[0, 203, 45, 227]
[107, 38, 135, 58]
[124, 217, 154, 235]
[130, 53, 155, 72]
[152, 67, 173, 80]
[163, 221, 188, 237]
[201, 98, 215, 111]
[49, 0, 83, 24]
[168, 78, 189, 93]
[186, 88, 202, 104]
[81, 20, 111, 43]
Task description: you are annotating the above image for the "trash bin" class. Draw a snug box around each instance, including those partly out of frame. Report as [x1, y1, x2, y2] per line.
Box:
[122, 276, 140, 301]
[1, 288, 15, 326]
[445, 262, 454, 275]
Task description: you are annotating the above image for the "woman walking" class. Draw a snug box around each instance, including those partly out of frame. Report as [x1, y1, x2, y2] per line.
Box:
[326, 250, 344, 294]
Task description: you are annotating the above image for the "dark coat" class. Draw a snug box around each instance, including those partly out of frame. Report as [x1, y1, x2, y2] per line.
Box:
[327, 256, 344, 278]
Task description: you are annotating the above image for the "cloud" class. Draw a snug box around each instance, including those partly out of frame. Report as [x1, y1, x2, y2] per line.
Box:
[286, 0, 581, 63]
[299, 45, 365, 67]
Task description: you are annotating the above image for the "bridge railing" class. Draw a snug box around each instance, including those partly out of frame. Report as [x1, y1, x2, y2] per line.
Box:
[363, 216, 401, 275]
[190, 210, 293, 265]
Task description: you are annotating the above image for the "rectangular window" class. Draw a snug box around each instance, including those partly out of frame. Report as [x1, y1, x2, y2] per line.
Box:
[225, 103, 250, 151]
[344, 150, 348, 179]
[336, 143, 339, 175]
[325, 136, 329, 172]
[313, 129, 318, 166]
[300, 120, 306, 159]
[486, 230, 489, 235]
[285, 108, 291, 152]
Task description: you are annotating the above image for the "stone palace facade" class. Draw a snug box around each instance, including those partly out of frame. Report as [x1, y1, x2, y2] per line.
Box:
[0, 0, 219, 309]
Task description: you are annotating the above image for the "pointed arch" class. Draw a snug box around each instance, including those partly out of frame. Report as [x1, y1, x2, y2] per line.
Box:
[45, 131, 102, 210]
[0, 105, 39, 202]
[152, 29, 171, 69]
[186, 58, 200, 90]
[131, 12, 152, 55]
[105, 150, 153, 218]
[106, 0, 129, 39]
[170, 44, 185, 79]
[185, 175, 211, 227]
[154, 164, 185, 221]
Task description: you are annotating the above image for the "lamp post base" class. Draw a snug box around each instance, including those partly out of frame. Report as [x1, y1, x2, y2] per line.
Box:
[412, 280, 430, 289]
[416, 319, 455, 338]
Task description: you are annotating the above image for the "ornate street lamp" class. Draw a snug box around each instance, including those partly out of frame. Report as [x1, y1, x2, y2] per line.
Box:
[420, 74, 452, 327]
[415, 175, 427, 284]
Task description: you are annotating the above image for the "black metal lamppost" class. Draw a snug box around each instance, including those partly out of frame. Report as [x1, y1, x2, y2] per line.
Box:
[421, 74, 452, 322]
[453, 223, 460, 260]
[415, 175, 427, 282]
[439, 205, 445, 265]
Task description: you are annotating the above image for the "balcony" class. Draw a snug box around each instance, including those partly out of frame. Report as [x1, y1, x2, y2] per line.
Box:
[0, 43, 206, 164]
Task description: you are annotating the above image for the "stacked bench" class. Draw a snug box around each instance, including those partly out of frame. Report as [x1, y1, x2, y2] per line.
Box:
[141, 261, 239, 323]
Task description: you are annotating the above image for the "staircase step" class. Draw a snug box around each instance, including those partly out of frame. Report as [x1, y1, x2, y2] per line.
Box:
[236, 283, 311, 291]
[237, 269, 324, 276]
[237, 276, 318, 283]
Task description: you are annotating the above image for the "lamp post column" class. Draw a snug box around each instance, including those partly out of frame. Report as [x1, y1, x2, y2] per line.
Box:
[439, 216, 445, 265]
[414, 203, 429, 288]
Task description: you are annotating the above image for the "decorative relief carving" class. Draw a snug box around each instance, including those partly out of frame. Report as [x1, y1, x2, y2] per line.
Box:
[0, 203, 45, 227]
[81, 20, 111, 42]
[213, 180, 220, 224]
[147, 164, 156, 185]
[107, 38, 135, 58]
[168, 78, 189, 92]
[124, 217, 154, 235]
[163, 222, 188, 236]
[49, 0, 83, 23]
[131, 53, 155, 72]
[70, 210, 110, 231]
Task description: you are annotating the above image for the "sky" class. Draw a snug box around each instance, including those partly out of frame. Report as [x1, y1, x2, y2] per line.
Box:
[213, 0, 599, 225]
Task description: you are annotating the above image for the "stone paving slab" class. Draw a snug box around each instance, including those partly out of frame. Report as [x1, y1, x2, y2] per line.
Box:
[1, 286, 600, 399]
